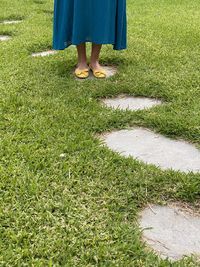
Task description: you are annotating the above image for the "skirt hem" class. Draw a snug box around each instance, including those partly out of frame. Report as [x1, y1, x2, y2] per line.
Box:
[53, 40, 127, 51]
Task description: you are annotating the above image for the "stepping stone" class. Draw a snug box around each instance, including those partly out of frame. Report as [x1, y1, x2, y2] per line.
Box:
[0, 35, 12, 41]
[139, 204, 200, 261]
[32, 50, 57, 57]
[1, 20, 22, 25]
[99, 128, 200, 173]
[101, 95, 162, 111]
[101, 66, 117, 78]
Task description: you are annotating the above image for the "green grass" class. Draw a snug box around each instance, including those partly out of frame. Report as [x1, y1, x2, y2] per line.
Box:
[0, 0, 200, 266]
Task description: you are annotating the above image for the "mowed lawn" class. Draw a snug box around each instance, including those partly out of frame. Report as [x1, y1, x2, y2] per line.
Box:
[1, 0, 200, 266]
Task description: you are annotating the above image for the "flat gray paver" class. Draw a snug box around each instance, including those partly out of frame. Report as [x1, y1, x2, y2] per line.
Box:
[32, 50, 57, 57]
[139, 204, 200, 261]
[102, 96, 162, 111]
[0, 35, 12, 41]
[101, 66, 117, 78]
[99, 128, 200, 173]
[1, 20, 22, 25]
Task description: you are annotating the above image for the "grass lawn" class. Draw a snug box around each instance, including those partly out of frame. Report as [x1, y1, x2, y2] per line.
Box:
[1, 0, 200, 266]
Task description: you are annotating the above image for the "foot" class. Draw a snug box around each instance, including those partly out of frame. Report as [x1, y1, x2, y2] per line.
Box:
[89, 62, 102, 71]
[74, 63, 90, 79]
[89, 62, 106, 78]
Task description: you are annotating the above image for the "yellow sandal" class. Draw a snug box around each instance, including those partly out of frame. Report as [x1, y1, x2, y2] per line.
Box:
[89, 65, 106, 79]
[74, 68, 89, 79]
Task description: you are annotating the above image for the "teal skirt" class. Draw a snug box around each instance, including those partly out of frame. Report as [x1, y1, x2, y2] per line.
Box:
[53, 0, 127, 50]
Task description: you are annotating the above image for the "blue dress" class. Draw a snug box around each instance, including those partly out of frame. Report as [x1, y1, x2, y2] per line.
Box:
[53, 0, 127, 50]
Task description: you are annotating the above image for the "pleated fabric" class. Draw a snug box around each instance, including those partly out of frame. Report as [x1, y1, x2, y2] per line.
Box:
[53, 0, 127, 50]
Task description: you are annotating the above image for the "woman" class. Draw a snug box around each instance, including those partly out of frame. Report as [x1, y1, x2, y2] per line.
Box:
[53, 0, 127, 79]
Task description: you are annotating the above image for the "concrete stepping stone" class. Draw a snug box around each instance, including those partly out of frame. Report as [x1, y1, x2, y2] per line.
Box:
[32, 50, 57, 57]
[0, 35, 12, 41]
[139, 204, 200, 261]
[101, 66, 117, 78]
[1, 20, 22, 25]
[101, 95, 162, 111]
[99, 128, 200, 173]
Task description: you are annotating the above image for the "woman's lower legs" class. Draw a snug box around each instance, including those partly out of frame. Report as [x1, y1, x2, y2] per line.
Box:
[76, 43, 88, 70]
[75, 43, 104, 76]
[90, 44, 102, 69]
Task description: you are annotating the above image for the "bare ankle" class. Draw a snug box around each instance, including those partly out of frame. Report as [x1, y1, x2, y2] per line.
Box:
[90, 61, 101, 69]
[77, 62, 88, 70]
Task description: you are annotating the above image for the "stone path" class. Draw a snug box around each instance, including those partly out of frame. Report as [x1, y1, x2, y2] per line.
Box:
[139, 204, 200, 261]
[0, 20, 22, 42]
[101, 95, 162, 111]
[98, 92, 200, 260]
[98, 86, 200, 260]
[99, 128, 200, 173]
[0, 35, 12, 41]
[1, 20, 22, 25]
[31, 50, 57, 57]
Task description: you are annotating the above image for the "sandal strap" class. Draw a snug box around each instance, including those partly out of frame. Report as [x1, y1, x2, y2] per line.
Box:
[75, 69, 89, 75]
[89, 65, 106, 77]
[94, 70, 106, 75]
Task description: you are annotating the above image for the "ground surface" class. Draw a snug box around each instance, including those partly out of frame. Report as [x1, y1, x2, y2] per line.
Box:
[0, 0, 200, 266]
